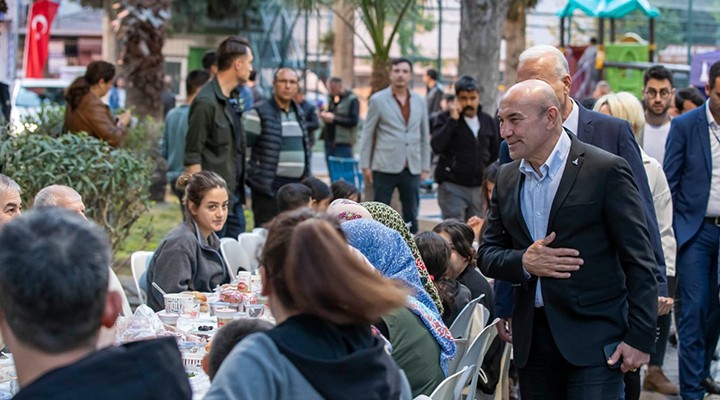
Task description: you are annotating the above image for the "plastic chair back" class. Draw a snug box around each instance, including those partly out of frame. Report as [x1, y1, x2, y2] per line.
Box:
[429, 365, 475, 400]
[238, 232, 265, 273]
[131, 251, 153, 304]
[108, 267, 132, 316]
[450, 294, 484, 340]
[327, 156, 363, 192]
[458, 319, 500, 400]
[220, 237, 251, 276]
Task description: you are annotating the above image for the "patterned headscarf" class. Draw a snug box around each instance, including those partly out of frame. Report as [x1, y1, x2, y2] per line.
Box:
[327, 198, 374, 223]
[361, 201, 444, 314]
[342, 219, 455, 374]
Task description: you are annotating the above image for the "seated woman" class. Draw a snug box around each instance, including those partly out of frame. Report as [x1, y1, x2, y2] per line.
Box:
[205, 209, 412, 400]
[433, 220, 495, 321]
[146, 171, 231, 311]
[415, 231, 471, 327]
[362, 201, 444, 314]
[64, 61, 131, 147]
[343, 219, 455, 397]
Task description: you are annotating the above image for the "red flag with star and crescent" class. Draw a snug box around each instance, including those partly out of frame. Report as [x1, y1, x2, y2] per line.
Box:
[24, 0, 60, 78]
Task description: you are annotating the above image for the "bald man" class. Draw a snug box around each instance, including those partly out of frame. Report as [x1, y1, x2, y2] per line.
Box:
[242, 68, 311, 226]
[478, 80, 657, 399]
[34, 185, 86, 218]
[33, 184, 132, 323]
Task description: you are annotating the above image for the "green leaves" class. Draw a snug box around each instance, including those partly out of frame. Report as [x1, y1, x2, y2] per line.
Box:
[0, 129, 154, 261]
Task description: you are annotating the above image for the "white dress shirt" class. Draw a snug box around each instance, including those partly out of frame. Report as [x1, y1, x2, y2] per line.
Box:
[705, 102, 720, 217]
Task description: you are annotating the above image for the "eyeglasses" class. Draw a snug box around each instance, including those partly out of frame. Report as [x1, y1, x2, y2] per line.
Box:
[645, 88, 671, 99]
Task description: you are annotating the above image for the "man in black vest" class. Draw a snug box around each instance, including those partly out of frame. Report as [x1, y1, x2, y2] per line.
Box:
[431, 76, 501, 220]
[242, 68, 310, 227]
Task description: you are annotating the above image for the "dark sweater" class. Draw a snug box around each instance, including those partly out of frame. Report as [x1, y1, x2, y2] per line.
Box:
[457, 264, 495, 322]
[430, 110, 501, 187]
[146, 221, 230, 311]
[14, 337, 191, 400]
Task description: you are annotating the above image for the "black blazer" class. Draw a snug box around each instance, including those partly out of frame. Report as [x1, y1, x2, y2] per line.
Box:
[431, 111, 500, 187]
[493, 105, 669, 320]
[478, 134, 658, 368]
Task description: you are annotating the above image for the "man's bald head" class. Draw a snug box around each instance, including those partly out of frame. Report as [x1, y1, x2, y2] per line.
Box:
[503, 79, 563, 118]
[34, 185, 86, 218]
[498, 79, 564, 166]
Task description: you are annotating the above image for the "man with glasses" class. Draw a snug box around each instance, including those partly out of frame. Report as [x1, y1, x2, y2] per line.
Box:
[242, 68, 310, 226]
[642, 66, 675, 166]
[639, 65, 680, 396]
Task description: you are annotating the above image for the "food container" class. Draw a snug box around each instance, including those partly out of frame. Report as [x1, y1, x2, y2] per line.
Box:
[215, 308, 237, 327]
[245, 304, 265, 318]
[209, 301, 240, 316]
[164, 293, 195, 314]
[157, 311, 180, 326]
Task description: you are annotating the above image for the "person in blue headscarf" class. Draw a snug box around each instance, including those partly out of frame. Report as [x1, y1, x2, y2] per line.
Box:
[343, 218, 456, 397]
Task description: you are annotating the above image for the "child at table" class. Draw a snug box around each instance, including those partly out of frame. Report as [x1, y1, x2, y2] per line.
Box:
[203, 319, 275, 380]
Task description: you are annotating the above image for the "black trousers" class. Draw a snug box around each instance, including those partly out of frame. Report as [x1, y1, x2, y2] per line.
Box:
[518, 308, 623, 400]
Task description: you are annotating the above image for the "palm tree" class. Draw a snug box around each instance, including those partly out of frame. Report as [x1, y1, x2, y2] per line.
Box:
[115, 0, 170, 120]
[458, 0, 511, 115]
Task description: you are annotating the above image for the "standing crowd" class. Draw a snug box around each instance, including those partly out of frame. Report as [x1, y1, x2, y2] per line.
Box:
[0, 34, 719, 400]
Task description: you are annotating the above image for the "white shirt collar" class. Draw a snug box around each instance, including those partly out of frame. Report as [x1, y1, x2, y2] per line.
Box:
[563, 99, 580, 136]
[706, 100, 719, 127]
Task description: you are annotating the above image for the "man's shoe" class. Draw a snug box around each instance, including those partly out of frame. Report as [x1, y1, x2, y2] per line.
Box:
[701, 376, 720, 395]
[642, 365, 679, 395]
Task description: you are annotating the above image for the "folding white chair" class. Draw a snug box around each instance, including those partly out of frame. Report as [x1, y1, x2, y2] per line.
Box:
[467, 305, 491, 345]
[428, 365, 475, 400]
[238, 232, 265, 273]
[220, 237, 251, 276]
[131, 251, 153, 304]
[108, 267, 132, 316]
[450, 294, 485, 340]
[456, 319, 500, 400]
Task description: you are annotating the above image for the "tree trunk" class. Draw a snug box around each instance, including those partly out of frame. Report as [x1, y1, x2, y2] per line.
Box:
[117, 0, 168, 121]
[459, 0, 510, 115]
[101, 0, 119, 63]
[370, 56, 390, 95]
[503, 7, 526, 89]
[331, 0, 355, 86]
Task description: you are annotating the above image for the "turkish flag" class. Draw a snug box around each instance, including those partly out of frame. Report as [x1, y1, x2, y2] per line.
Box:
[24, 0, 60, 78]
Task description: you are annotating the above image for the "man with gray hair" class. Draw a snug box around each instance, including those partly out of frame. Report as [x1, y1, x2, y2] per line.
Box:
[0, 209, 192, 399]
[0, 173, 21, 225]
[33, 184, 132, 320]
[493, 46, 669, 357]
[34, 184, 86, 218]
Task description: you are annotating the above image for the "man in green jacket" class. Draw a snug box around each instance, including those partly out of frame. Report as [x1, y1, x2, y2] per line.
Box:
[184, 36, 253, 237]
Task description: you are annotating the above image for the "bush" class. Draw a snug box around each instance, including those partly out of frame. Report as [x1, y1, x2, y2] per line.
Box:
[0, 132, 154, 263]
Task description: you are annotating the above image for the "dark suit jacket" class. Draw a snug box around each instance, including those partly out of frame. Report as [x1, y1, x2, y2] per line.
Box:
[664, 105, 713, 249]
[493, 105, 668, 319]
[478, 133, 658, 368]
[430, 110, 501, 187]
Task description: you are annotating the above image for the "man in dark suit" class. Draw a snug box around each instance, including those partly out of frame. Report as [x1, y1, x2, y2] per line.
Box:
[479, 79, 657, 399]
[492, 45, 669, 348]
[664, 60, 720, 400]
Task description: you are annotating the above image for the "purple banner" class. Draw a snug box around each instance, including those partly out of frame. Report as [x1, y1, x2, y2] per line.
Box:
[691, 51, 720, 88]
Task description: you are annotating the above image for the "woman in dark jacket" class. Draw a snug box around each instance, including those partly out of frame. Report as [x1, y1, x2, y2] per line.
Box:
[146, 171, 231, 311]
[415, 231, 472, 327]
[64, 61, 131, 147]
